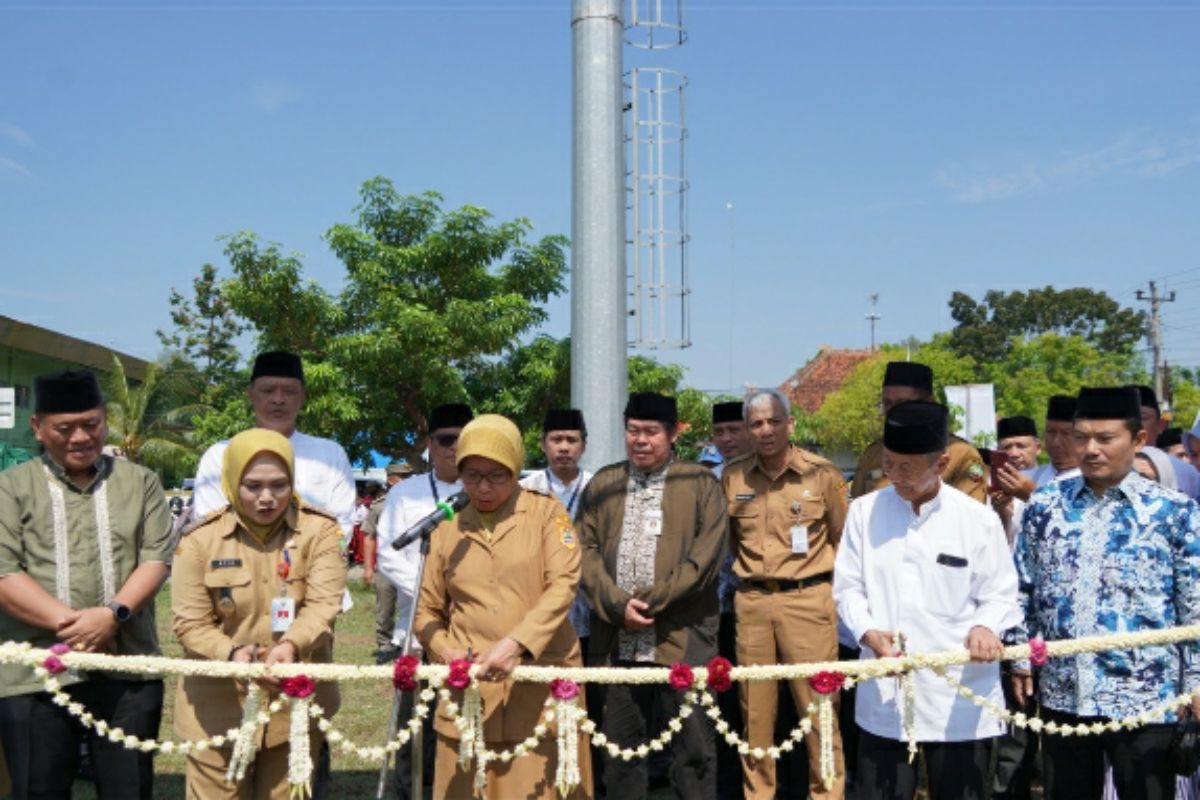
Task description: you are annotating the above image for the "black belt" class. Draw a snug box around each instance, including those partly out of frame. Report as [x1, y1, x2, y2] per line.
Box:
[742, 572, 831, 593]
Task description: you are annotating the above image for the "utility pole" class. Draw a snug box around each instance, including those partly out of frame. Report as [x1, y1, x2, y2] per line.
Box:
[866, 294, 881, 352]
[1136, 281, 1176, 402]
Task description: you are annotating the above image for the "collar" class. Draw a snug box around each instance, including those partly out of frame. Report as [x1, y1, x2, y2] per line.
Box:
[41, 452, 112, 491]
[749, 446, 805, 479]
[1070, 469, 1141, 503]
[630, 456, 674, 483]
[220, 502, 300, 540]
[892, 480, 944, 521]
[458, 487, 524, 543]
[546, 468, 582, 493]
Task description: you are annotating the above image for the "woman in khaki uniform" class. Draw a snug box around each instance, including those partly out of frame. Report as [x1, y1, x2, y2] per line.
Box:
[172, 429, 345, 799]
[414, 414, 592, 799]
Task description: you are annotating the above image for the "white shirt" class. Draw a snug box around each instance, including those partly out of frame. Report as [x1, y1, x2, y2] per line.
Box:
[376, 471, 463, 647]
[519, 468, 593, 519]
[834, 483, 1022, 742]
[193, 429, 357, 539]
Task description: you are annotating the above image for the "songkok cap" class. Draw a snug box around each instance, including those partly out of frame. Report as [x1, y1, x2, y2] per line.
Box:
[882, 361, 934, 394]
[712, 401, 743, 425]
[251, 350, 305, 383]
[456, 414, 524, 476]
[698, 444, 724, 465]
[997, 416, 1038, 440]
[542, 408, 587, 436]
[624, 392, 678, 426]
[385, 462, 413, 477]
[428, 403, 474, 432]
[1045, 395, 1077, 422]
[1127, 384, 1159, 412]
[1075, 387, 1141, 421]
[1157, 427, 1183, 449]
[883, 401, 949, 455]
[34, 370, 104, 414]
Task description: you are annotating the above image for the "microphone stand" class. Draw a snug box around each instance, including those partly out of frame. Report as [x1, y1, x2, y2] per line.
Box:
[376, 527, 434, 800]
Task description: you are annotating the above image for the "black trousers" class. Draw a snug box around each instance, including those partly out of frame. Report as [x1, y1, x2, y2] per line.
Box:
[1040, 707, 1176, 800]
[602, 669, 716, 800]
[393, 688, 436, 800]
[992, 667, 1038, 800]
[856, 728, 992, 800]
[0, 677, 163, 800]
[714, 614, 743, 800]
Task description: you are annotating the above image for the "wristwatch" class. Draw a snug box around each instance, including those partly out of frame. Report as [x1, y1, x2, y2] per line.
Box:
[107, 601, 132, 623]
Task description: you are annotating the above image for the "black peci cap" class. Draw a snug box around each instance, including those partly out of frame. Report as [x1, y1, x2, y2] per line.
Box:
[428, 403, 474, 432]
[712, 401, 743, 425]
[624, 392, 678, 426]
[542, 408, 587, 436]
[1046, 395, 1077, 422]
[882, 361, 934, 394]
[1075, 387, 1141, 421]
[997, 416, 1038, 440]
[883, 401, 949, 455]
[251, 351, 305, 384]
[34, 370, 104, 414]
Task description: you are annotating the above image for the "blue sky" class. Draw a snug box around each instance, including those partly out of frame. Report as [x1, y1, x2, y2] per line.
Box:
[2, 0, 1198, 396]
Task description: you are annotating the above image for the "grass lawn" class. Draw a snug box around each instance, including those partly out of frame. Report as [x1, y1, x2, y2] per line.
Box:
[72, 570, 397, 799]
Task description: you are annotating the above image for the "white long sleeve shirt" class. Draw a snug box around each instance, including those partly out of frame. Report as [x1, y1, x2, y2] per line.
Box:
[376, 471, 463, 647]
[834, 482, 1021, 742]
[193, 430, 356, 539]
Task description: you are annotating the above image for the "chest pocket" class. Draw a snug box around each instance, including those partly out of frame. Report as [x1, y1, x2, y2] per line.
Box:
[203, 569, 252, 620]
[793, 498, 825, 525]
[922, 555, 972, 618]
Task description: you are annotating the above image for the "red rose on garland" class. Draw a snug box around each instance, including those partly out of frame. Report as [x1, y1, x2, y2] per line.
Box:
[447, 658, 472, 690]
[808, 671, 845, 695]
[280, 675, 316, 699]
[393, 655, 420, 691]
[706, 656, 733, 693]
[669, 663, 695, 691]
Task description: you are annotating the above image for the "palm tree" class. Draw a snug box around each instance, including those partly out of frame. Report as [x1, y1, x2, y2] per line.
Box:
[103, 355, 206, 479]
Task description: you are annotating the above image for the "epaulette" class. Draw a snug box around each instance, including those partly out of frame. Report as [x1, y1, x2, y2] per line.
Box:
[523, 483, 553, 498]
[179, 507, 226, 537]
[298, 503, 339, 522]
[724, 452, 755, 470]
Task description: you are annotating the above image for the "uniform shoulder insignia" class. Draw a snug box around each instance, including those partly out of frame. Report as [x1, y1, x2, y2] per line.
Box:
[524, 482, 553, 498]
[967, 462, 985, 482]
[725, 452, 754, 469]
[298, 503, 339, 522]
[180, 507, 226, 537]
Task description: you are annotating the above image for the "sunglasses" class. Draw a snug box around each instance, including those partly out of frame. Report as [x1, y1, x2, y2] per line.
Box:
[432, 433, 460, 448]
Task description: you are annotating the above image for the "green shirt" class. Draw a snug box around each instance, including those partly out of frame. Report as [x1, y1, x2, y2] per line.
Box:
[0, 454, 174, 697]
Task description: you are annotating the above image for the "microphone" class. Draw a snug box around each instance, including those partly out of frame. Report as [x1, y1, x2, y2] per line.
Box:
[391, 492, 470, 550]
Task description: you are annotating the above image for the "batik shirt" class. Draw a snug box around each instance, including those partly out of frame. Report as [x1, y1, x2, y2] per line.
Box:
[615, 459, 671, 662]
[1015, 471, 1200, 719]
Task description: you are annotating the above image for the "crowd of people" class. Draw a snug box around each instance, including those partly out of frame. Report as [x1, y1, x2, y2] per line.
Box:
[2, 349, 1200, 800]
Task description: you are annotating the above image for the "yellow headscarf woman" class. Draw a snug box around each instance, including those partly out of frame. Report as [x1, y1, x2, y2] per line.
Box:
[220, 429, 301, 541]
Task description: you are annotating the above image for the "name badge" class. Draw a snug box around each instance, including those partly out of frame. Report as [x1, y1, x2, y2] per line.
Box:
[735, 493, 756, 501]
[211, 559, 242, 569]
[790, 524, 809, 555]
[645, 509, 663, 537]
[271, 596, 296, 633]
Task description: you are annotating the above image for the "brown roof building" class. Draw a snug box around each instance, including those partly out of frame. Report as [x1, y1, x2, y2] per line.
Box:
[779, 346, 874, 415]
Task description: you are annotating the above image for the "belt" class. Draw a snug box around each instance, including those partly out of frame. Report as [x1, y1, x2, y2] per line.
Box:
[742, 572, 831, 593]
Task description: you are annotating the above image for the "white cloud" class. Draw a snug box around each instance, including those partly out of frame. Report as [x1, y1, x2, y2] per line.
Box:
[0, 156, 31, 176]
[0, 122, 35, 148]
[250, 80, 303, 113]
[938, 126, 1200, 204]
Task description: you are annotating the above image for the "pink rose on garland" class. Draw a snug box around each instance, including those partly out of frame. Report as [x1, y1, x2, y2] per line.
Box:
[280, 675, 316, 699]
[550, 679, 580, 701]
[447, 659, 472, 690]
[393, 655, 420, 692]
[50, 643, 70, 655]
[42, 656, 66, 675]
[1029, 636, 1049, 668]
[706, 656, 733, 693]
[809, 671, 846, 695]
[668, 663, 695, 691]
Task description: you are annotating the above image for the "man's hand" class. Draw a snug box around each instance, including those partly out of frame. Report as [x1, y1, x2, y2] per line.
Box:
[965, 625, 1003, 662]
[624, 598, 655, 630]
[860, 629, 899, 659]
[362, 565, 375, 587]
[258, 640, 299, 690]
[476, 637, 524, 682]
[57, 607, 119, 652]
[995, 464, 1035, 502]
[1011, 668, 1034, 708]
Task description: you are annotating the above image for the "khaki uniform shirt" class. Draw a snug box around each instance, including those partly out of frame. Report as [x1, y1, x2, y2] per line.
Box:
[171, 504, 345, 748]
[723, 448, 848, 582]
[0, 455, 173, 698]
[850, 435, 986, 502]
[361, 494, 386, 538]
[415, 487, 581, 743]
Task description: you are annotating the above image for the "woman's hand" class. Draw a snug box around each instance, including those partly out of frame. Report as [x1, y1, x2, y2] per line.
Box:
[476, 637, 524, 682]
[257, 640, 298, 690]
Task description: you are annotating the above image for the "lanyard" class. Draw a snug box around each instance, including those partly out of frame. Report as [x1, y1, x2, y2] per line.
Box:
[546, 469, 582, 515]
[429, 471, 440, 503]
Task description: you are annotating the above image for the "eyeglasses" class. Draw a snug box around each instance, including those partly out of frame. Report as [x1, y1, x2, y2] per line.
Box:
[432, 433, 459, 448]
[460, 469, 512, 487]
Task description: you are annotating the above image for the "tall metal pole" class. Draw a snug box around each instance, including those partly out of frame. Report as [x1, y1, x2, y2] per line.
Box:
[572, 0, 627, 471]
[1138, 280, 1177, 403]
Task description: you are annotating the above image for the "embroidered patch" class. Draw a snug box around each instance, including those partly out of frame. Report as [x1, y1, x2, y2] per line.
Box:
[967, 463, 985, 481]
[211, 559, 243, 569]
[557, 514, 577, 549]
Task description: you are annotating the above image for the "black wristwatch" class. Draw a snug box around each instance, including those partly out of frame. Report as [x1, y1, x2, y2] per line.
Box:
[107, 601, 132, 623]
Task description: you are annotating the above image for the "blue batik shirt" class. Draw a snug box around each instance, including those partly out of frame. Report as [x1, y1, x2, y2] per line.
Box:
[1014, 471, 1200, 720]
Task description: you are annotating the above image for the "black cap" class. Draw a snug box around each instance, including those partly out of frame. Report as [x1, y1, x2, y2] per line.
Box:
[251, 351, 305, 384]
[712, 401, 743, 425]
[1127, 384, 1159, 412]
[428, 403, 474, 432]
[1158, 427, 1184, 449]
[883, 401, 949, 455]
[624, 392, 678, 426]
[542, 408, 587, 436]
[1076, 387, 1141, 421]
[1046, 395, 1077, 422]
[34, 370, 104, 414]
[997, 416, 1038, 440]
[883, 361, 934, 394]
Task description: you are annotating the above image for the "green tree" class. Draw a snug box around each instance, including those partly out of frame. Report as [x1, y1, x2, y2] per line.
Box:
[948, 287, 1146, 365]
[156, 264, 247, 386]
[103, 356, 205, 484]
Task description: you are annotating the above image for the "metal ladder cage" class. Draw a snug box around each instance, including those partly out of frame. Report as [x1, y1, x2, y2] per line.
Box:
[626, 0, 686, 50]
[626, 66, 691, 350]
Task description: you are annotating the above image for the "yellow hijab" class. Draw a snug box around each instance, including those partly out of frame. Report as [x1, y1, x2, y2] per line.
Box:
[221, 428, 298, 541]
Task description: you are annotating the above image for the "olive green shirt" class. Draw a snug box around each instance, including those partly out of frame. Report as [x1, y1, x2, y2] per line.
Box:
[0, 454, 174, 698]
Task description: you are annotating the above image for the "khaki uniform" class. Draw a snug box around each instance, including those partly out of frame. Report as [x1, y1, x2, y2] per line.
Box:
[850, 435, 986, 502]
[171, 504, 346, 800]
[415, 487, 592, 799]
[724, 448, 848, 800]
